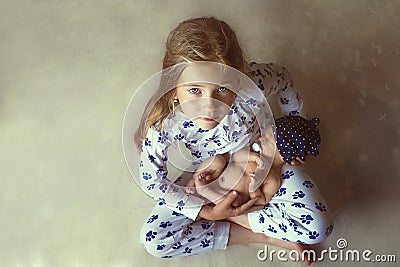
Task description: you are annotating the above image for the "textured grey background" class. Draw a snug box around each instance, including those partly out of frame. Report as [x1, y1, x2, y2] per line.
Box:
[1, 0, 399, 266]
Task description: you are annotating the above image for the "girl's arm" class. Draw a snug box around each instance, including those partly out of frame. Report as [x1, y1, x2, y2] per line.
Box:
[246, 62, 307, 118]
[139, 127, 204, 221]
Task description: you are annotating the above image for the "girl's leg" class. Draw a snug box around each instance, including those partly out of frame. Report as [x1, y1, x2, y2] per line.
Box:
[247, 165, 334, 244]
[140, 203, 230, 258]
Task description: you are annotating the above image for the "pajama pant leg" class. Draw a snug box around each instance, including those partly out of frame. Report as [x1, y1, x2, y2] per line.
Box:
[248, 165, 334, 244]
[140, 204, 230, 258]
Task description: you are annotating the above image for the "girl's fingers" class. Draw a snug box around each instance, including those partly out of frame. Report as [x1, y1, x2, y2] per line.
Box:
[234, 196, 260, 215]
[219, 191, 238, 207]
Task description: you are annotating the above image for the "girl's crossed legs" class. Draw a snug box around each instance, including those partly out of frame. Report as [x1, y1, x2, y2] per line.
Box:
[140, 165, 333, 258]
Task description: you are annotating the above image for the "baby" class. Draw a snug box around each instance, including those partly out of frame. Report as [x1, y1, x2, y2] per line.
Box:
[185, 116, 321, 207]
[186, 145, 281, 207]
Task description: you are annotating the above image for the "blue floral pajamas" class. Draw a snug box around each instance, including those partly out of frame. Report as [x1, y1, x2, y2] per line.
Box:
[247, 165, 333, 243]
[140, 164, 333, 258]
[140, 202, 229, 258]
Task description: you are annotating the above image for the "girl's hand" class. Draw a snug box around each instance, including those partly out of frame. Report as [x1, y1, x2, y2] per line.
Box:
[199, 191, 264, 221]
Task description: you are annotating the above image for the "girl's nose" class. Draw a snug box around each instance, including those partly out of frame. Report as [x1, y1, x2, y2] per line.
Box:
[201, 97, 215, 110]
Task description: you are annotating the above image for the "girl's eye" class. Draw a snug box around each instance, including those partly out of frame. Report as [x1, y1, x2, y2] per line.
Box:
[188, 88, 201, 94]
[218, 87, 228, 92]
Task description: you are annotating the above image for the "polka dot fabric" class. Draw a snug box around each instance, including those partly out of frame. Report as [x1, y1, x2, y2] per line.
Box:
[275, 116, 321, 164]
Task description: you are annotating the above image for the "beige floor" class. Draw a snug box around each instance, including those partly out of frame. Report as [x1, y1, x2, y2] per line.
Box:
[1, 1, 399, 266]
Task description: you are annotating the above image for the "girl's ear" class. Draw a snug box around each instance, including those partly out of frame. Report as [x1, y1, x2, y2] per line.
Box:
[173, 91, 180, 102]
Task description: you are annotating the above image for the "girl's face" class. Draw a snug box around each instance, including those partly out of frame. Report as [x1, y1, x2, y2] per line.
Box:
[175, 83, 236, 130]
[174, 62, 238, 130]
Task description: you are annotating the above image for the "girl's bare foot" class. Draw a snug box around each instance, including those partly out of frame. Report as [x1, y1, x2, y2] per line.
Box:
[293, 243, 315, 266]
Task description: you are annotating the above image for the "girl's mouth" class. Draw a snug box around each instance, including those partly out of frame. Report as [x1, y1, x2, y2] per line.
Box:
[200, 117, 215, 122]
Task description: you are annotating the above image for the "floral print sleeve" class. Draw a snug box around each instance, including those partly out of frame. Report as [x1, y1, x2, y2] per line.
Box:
[139, 126, 204, 221]
[246, 62, 306, 118]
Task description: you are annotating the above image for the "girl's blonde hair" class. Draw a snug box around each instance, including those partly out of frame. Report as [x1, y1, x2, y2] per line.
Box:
[134, 17, 245, 149]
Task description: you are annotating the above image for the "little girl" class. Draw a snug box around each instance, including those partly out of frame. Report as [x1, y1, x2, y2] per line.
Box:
[135, 17, 333, 264]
